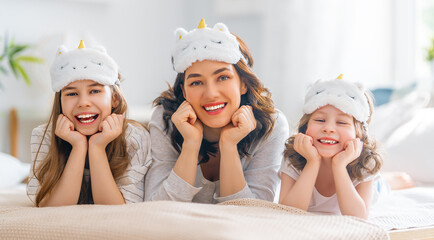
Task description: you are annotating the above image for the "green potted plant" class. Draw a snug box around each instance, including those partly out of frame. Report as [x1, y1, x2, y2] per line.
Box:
[0, 34, 43, 89]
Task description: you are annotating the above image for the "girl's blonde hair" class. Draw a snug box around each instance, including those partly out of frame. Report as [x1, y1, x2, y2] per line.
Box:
[33, 80, 130, 206]
[283, 92, 382, 181]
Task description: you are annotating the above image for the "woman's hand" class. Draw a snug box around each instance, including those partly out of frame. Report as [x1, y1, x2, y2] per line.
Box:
[220, 105, 256, 146]
[171, 101, 203, 145]
[332, 138, 363, 168]
[55, 114, 87, 148]
[293, 133, 321, 165]
[89, 114, 124, 148]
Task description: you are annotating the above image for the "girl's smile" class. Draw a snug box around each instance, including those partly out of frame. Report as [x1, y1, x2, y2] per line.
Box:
[74, 112, 100, 125]
[317, 137, 339, 145]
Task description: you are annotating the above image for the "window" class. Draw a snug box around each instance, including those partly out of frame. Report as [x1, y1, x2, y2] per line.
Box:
[415, 0, 434, 79]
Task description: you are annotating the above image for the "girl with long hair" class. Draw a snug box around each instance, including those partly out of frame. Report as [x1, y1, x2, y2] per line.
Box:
[27, 41, 151, 207]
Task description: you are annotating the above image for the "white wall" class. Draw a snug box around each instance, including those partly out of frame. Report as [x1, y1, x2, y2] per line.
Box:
[0, 0, 397, 163]
[0, 0, 184, 161]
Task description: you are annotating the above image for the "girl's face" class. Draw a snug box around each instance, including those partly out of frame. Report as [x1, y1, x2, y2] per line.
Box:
[182, 60, 247, 128]
[60, 80, 115, 136]
[305, 105, 356, 159]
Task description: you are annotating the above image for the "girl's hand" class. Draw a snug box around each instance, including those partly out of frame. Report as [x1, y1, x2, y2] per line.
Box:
[332, 138, 363, 168]
[89, 114, 124, 148]
[55, 114, 87, 148]
[293, 133, 321, 165]
[171, 101, 203, 145]
[220, 105, 256, 146]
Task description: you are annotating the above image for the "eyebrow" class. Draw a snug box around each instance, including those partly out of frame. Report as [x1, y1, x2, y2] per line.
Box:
[62, 82, 103, 91]
[314, 110, 352, 118]
[186, 67, 231, 80]
[89, 83, 103, 87]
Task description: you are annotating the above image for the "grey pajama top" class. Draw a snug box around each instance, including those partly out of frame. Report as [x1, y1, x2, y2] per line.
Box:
[27, 123, 152, 204]
[144, 106, 289, 203]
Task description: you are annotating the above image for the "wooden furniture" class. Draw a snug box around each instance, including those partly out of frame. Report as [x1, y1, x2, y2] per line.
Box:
[9, 108, 18, 158]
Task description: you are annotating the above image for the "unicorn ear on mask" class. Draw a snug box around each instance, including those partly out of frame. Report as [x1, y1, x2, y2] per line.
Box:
[57, 45, 68, 56]
[175, 28, 188, 40]
[213, 23, 230, 33]
[93, 46, 108, 54]
[354, 82, 365, 91]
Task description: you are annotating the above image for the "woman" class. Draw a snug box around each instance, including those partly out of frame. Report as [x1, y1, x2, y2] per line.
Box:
[145, 19, 289, 203]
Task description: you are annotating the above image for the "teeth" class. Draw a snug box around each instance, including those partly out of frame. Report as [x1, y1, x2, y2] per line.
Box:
[77, 114, 96, 119]
[76, 113, 97, 123]
[319, 139, 338, 144]
[204, 104, 225, 111]
[80, 119, 94, 123]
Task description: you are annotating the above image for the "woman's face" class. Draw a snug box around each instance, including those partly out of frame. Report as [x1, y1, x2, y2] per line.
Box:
[60, 80, 115, 136]
[182, 60, 247, 128]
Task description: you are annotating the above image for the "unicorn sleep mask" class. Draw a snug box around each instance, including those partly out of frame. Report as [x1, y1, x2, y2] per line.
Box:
[50, 40, 119, 92]
[172, 18, 244, 73]
[303, 75, 370, 123]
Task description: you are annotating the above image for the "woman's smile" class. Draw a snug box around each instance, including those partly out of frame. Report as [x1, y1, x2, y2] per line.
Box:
[202, 102, 227, 115]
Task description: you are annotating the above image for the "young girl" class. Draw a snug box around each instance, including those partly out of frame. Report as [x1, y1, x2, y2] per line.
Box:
[279, 76, 383, 219]
[27, 41, 152, 207]
[144, 19, 289, 203]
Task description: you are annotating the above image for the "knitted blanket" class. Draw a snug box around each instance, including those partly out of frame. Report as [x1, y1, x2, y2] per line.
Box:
[0, 198, 388, 240]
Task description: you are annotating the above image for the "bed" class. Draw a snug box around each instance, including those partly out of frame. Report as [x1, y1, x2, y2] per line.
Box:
[0, 187, 389, 240]
[0, 185, 433, 239]
[1, 91, 434, 240]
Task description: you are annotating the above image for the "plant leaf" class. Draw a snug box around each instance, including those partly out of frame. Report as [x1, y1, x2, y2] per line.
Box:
[15, 63, 31, 86]
[8, 58, 18, 77]
[15, 55, 43, 63]
[8, 45, 29, 58]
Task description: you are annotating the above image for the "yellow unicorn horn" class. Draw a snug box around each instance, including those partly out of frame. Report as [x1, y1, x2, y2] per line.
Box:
[197, 18, 206, 29]
[78, 40, 85, 49]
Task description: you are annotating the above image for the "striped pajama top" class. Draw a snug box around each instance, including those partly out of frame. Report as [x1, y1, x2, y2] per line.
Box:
[27, 123, 152, 204]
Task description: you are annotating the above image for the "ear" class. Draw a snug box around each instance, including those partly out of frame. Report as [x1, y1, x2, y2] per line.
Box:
[111, 91, 120, 109]
[240, 79, 247, 95]
[213, 23, 230, 33]
[181, 84, 187, 99]
[94, 46, 107, 54]
[57, 45, 68, 55]
[175, 28, 188, 41]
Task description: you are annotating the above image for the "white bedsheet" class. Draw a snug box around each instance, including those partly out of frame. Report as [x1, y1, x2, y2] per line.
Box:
[369, 186, 434, 230]
[0, 184, 32, 207]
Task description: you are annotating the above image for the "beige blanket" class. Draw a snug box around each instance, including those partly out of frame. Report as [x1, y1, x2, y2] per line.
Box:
[0, 198, 387, 240]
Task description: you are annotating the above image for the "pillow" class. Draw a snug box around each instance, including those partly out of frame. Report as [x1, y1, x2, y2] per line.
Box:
[370, 90, 430, 142]
[0, 152, 31, 188]
[382, 108, 434, 183]
[370, 82, 416, 106]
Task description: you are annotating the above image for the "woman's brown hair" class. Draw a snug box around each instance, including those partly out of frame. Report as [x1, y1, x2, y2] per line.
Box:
[154, 35, 276, 163]
[283, 92, 383, 181]
[33, 82, 130, 206]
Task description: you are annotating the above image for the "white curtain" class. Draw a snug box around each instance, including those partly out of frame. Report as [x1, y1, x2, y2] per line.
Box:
[261, 0, 393, 129]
